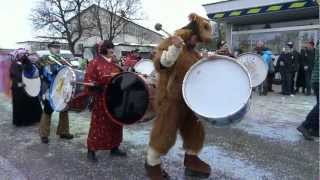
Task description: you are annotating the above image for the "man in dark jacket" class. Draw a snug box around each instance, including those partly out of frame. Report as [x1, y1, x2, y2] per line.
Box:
[297, 42, 319, 140]
[300, 41, 315, 95]
[276, 42, 299, 95]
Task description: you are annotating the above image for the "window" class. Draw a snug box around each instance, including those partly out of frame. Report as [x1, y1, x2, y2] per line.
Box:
[232, 29, 318, 55]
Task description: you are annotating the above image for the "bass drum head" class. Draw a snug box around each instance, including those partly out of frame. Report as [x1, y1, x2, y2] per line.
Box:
[49, 66, 76, 111]
[133, 59, 154, 76]
[104, 72, 149, 125]
[182, 56, 252, 122]
[237, 53, 268, 87]
[22, 66, 41, 97]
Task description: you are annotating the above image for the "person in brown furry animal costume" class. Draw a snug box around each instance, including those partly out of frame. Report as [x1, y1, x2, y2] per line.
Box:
[145, 13, 213, 179]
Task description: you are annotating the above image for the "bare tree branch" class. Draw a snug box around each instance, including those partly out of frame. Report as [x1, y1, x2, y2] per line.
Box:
[93, 0, 142, 41]
[31, 0, 90, 54]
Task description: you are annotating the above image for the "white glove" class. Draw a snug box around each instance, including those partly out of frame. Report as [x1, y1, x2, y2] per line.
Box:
[160, 45, 182, 68]
[304, 66, 308, 70]
[280, 61, 284, 66]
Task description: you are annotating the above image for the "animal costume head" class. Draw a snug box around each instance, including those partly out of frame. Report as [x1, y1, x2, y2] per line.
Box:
[174, 13, 213, 44]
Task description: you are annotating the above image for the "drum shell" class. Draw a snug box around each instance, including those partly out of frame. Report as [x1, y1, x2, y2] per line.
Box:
[67, 69, 91, 112]
[137, 75, 156, 123]
[182, 55, 252, 127]
[200, 98, 251, 127]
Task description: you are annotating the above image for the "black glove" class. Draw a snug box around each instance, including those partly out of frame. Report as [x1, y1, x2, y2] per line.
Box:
[89, 84, 104, 93]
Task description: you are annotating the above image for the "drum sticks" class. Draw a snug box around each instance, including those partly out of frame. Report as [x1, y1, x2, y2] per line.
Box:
[154, 23, 186, 46]
[71, 81, 96, 87]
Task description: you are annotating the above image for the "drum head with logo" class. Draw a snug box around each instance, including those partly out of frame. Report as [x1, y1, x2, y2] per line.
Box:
[104, 72, 149, 125]
[133, 59, 155, 76]
[22, 64, 41, 97]
[49, 66, 76, 111]
[237, 53, 268, 87]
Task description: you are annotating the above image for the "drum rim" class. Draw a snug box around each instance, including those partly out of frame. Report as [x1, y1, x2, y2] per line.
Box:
[22, 64, 39, 79]
[237, 52, 268, 87]
[103, 72, 150, 126]
[49, 66, 76, 112]
[182, 55, 252, 120]
[21, 72, 41, 97]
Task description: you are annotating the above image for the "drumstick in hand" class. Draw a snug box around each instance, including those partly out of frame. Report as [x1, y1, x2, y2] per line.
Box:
[71, 81, 95, 87]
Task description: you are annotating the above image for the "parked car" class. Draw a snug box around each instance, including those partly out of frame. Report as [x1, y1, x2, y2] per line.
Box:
[36, 50, 73, 60]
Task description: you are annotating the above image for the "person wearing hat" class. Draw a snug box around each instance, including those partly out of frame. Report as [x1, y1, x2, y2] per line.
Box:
[37, 41, 74, 144]
[9, 48, 43, 126]
[276, 41, 299, 95]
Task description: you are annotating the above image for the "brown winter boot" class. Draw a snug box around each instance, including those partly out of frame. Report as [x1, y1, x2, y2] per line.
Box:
[145, 161, 169, 180]
[184, 154, 211, 178]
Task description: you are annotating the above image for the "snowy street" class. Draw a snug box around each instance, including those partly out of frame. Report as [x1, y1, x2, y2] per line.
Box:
[0, 87, 318, 180]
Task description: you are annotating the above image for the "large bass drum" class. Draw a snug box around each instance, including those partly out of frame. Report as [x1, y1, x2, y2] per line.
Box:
[22, 64, 41, 97]
[237, 53, 268, 87]
[49, 66, 90, 112]
[133, 59, 155, 76]
[182, 55, 252, 126]
[103, 72, 150, 125]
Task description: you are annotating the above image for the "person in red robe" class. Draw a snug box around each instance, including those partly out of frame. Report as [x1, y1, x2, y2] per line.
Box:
[84, 40, 127, 162]
[122, 49, 141, 71]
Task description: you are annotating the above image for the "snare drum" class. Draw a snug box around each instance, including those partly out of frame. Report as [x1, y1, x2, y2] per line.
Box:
[22, 64, 41, 97]
[103, 72, 150, 125]
[49, 66, 90, 112]
[182, 55, 252, 126]
[133, 59, 155, 76]
[237, 53, 268, 87]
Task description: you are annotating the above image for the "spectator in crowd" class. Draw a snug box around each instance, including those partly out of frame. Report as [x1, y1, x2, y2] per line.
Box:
[215, 40, 234, 57]
[267, 56, 275, 92]
[255, 41, 273, 95]
[296, 45, 306, 94]
[297, 41, 319, 140]
[276, 42, 299, 96]
[299, 41, 315, 95]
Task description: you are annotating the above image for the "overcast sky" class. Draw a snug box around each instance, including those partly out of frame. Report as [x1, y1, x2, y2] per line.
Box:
[0, 0, 221, 49]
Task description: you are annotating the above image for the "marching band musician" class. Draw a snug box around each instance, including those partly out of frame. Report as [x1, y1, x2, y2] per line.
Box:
[10, 48, 42, 126]
[84, 40, 127, 163]
[215, 40, 234, 57]
[38, 41, 74, 144]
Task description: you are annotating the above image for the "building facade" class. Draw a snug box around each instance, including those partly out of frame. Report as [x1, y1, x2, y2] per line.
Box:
[69, 5, 163, 59]
[203, 0, 319, 55]
[16, 41, 69, 52]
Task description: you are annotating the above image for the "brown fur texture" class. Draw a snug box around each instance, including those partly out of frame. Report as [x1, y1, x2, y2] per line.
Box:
[149, 14, 212, 154]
